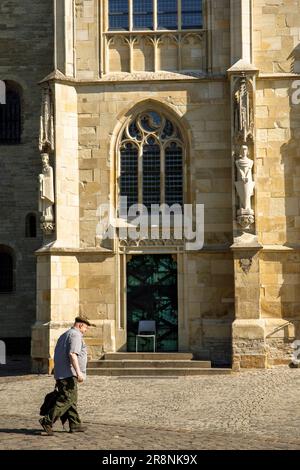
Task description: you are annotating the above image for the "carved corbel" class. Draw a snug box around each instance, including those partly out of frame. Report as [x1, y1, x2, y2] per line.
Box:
[239, 257, 253, 274]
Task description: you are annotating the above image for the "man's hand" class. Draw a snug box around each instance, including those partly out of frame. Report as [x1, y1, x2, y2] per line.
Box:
[69, 352, 84, 382]
[77, 374, 84, 383]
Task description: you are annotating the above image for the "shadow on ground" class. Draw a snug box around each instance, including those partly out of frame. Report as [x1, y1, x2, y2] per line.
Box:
[0, 355, 31, 377]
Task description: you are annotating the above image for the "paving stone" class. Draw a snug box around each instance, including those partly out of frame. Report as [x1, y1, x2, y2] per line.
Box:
[0, 368, 299, 449]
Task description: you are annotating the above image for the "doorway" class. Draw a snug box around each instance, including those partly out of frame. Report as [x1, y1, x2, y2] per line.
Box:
[126, 254, 178, 352]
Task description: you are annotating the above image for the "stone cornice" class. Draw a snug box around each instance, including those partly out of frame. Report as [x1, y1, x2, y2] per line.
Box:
[261, 245, 300, 252]
[258, 73, 300, 80]
[35, 244, 233, 256]
[38, 69, 227, 86]
[35, 247, 115, 256]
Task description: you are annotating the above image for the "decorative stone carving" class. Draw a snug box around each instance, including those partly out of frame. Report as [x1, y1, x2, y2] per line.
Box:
[235, 145, 255, 230]
[103, 71, 205, 81]
[237, 214, 255, 230]
[119, 236, 184, 251]
[104, 31, 207, 75]
[38, 86, 55, 235]
[39, 87, 54, 153]
[239, 258, 252, 274]
[233, 73, 254, 146]
[39, 153, 55, 235]
[75, 0, 83, 17]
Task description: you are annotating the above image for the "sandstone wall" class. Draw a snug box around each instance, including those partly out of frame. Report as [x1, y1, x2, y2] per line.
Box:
[0, 0, 53, 342]
[253, 0, 300, 74]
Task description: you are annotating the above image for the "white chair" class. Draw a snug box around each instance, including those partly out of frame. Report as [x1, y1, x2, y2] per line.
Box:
[135, 320, 156, 352]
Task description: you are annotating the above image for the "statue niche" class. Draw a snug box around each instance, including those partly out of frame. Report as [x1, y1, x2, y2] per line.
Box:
[235, 145, 255, 230]
[39, 153, 55, 235]
[38, 86, 55, 235]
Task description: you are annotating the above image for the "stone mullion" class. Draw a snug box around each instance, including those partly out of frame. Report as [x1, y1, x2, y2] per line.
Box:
[138, 144, 143, 206]
[103, 0, 109, 74]
[153, 0, 157, 30]
[129, 0, 133, 31]
[206, 0, 213, 74]
[178, 0, 182, 30]
[178, 35, 182, 72]
[129, 38, 134, 73]
[161, 145, 165, 205]
[154, 36, 159, 72]
[99, 0, 103, 77]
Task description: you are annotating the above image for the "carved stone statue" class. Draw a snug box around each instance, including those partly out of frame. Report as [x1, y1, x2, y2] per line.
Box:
[234, 75, 253, 144]
[235, 145, 255, 229]
[39, 153, 55, 234]
[39, 87, 54, 153]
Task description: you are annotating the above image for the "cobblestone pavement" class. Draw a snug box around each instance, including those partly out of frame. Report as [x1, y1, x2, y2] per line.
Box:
[0, 367, 300, 450]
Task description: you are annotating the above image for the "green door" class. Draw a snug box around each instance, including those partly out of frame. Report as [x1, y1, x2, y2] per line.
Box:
[126, 254, 178, 352]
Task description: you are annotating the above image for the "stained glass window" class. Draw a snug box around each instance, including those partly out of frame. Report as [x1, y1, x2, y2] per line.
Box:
[120, 111, 184, 210]
[158, 0, 178, 30]
[143, 142, 161, 209]
[165, 142, 183, 207]
[108, 0, 203, 31]
[133, 0, 153, 30]
[181, 0, 202, 29]
[109, 0, 129, 30]
[120, 143, 138, 212]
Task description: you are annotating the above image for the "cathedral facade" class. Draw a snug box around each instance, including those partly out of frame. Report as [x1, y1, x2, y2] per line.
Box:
[1, 0, 300, 372]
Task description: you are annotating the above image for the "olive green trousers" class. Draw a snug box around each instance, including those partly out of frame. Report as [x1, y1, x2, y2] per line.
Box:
[43, 376, 81, 427]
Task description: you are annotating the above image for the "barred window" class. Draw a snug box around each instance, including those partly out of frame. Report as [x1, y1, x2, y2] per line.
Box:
[108, 0, 203, 31]
[0, 81, 22, 145]
[120, 110, 184, 211]
[0, 246, 14, 293]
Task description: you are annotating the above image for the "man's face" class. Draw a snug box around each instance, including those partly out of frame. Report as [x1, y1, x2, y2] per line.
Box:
[42, 155, 49, 169]
[78, 323, 88, 335]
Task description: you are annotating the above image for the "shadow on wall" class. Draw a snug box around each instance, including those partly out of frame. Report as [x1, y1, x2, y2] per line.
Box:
[265, 44, 300, 362]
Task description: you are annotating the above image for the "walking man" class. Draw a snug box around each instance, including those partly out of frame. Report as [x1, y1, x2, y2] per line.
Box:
[39, 315, 94, 435]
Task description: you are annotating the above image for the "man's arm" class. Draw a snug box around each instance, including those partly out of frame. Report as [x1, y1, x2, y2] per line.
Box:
[69, 353, 84, 383]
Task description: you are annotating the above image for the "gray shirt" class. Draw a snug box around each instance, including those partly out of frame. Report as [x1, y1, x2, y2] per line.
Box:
[54, 327, 87, 380]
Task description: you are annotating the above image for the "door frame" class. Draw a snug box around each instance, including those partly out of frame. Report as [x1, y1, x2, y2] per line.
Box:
[115, 249, 189, 352]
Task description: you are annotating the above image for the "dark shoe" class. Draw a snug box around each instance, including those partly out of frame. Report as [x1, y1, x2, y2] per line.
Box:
[69, 424, 87, 433]
[39, 418, 54, 436]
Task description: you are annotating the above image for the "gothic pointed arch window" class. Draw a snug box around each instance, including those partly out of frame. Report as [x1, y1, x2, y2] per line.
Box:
[119, 110, 184, 212]
[0, 81, 22, 145]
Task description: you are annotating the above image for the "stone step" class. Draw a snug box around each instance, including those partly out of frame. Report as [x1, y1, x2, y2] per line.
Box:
[87, 368, 232, 377]
[103, 353, 194, 361]
[88, 360, 212, 369]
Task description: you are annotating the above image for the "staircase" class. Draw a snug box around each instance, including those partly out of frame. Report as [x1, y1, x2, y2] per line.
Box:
[87, 353, 232, 376]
